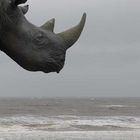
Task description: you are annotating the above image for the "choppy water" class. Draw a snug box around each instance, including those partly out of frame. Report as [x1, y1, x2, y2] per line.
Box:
[0, 98, 139, 139]
[0, 115, 140, 132]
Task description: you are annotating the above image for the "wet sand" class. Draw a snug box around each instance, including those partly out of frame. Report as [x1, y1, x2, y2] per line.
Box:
[0, 131, 140, 140]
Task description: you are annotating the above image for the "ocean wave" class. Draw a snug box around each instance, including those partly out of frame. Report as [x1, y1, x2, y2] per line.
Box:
[0, 115, 139, 132]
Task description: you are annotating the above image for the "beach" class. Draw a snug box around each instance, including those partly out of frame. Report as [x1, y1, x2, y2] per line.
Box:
[0, 131, 140, 140]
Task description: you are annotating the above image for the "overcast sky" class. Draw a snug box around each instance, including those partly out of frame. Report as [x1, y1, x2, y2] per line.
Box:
[0, 0, 140, 97]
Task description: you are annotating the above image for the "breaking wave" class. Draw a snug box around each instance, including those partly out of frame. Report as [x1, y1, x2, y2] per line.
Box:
[0, 115, 140, 132]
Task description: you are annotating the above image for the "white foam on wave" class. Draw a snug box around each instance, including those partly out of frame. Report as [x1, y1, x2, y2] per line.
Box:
[101, 105, 136, 108]
[0, 115, 139, 132]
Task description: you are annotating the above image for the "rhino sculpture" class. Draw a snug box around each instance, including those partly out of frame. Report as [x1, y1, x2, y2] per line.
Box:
[0, 0, 86, 73]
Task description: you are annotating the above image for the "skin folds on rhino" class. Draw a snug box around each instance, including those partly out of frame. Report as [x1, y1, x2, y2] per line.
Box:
[0, 0, 86, 73]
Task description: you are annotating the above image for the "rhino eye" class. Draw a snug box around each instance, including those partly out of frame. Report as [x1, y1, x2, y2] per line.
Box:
[34, 33, 49, 47]
[36, 33, 43, 41]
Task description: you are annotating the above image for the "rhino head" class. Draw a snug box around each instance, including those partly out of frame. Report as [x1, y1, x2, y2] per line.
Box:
[0, 0, 86, 73]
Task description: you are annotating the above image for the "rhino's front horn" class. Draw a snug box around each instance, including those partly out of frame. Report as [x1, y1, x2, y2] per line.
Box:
[41, 18, 55, 32]
[58, 13, 86, 49]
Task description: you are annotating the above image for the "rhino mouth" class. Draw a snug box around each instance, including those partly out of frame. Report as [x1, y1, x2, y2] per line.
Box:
[44, 62, 63, 73]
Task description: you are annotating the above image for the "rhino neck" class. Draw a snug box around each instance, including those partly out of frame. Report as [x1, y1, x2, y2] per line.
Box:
[0, 14, 37, 70]
[0, 15, 28, 50]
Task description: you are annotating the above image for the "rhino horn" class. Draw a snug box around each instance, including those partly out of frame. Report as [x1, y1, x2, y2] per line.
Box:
[20, 5, 29, 15]
[41, 18, 55, 32]
[57, 13, 86, 49]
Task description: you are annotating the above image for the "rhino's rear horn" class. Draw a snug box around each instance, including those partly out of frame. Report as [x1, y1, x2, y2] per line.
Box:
[41, 19, 55, 32]
[15, 0, 27, 6]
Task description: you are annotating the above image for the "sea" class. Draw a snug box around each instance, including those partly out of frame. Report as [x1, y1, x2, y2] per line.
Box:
[0, 97, 139, 139]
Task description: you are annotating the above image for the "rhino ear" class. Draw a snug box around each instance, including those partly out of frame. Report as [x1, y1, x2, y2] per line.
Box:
[20, 5, 29, 15]
[15, 0, 27, 6]
[41, 18, 55, 32]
